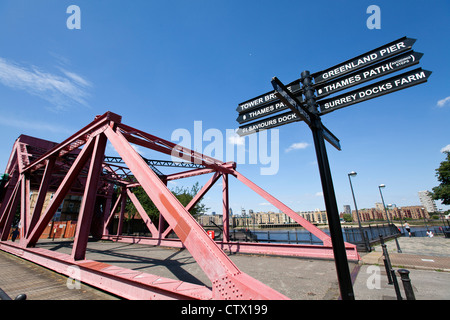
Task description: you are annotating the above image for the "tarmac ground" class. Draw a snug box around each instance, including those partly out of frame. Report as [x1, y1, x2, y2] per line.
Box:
[0, 235, 448, 300]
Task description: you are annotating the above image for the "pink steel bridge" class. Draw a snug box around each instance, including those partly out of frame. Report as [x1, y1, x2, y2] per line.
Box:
[0, 112, 359, 300]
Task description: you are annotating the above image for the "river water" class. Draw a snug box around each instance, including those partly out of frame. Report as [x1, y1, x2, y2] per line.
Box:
[245, 225, 447, 244]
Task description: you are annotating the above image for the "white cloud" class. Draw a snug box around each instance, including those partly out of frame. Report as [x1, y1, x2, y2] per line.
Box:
[228, 133, 245, 146]
[59, 68, 92, 87]
[315, 192, 324, 197]
[0, 57, 91, 111]
[440, 144, 450, 153]
[258, 202, 271, 206]
[437, 96, 450, 108]
[285, 142, 309, 153]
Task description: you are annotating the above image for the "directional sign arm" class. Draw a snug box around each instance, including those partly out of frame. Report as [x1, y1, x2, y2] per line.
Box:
[236, 100, 289, 124]
[314, 50, 424, 99]
[321, 123, 341, 151]
[312, 37, 417, 84]
[236, 83, 302, 114]
[318, 68, 432, 115]
[236, 111, 301, 137]
[271, 77, 312, 126]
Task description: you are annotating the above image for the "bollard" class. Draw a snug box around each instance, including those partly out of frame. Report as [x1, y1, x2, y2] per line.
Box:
[398, 269, 416, 300]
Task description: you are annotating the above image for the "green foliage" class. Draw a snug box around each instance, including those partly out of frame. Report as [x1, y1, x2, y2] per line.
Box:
[120, 181, 208, 224]
[125, 186, 159, 222]
[342, 214, 353, 222]
[432, 152, 450, 205]
[171, 182, 208, 217]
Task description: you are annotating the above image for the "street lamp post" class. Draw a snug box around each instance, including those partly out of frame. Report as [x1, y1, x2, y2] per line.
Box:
[379, 184, 402, 253]
[348, 172, 370, 252]
[378, 184, 392, 224]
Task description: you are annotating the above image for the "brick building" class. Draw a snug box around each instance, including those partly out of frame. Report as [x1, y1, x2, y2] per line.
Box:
[351, 205, 428, 222]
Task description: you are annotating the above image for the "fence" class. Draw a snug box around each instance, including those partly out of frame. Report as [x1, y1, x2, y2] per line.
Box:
[243, 224, 402, 250]
[251, 229, 324, 245]
[403, 225, 448, 237]
[343, 223, 400, 243]
[7, 220, 77, 241]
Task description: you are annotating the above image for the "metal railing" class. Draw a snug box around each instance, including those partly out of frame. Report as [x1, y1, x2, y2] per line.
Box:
[343, 224, 401, 251]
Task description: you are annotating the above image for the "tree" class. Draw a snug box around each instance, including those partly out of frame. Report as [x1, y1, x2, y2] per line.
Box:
[171, 182, 209, 217]
[123, 181, 209, 225]
[125, 186, 159, 223]
[432, 152, 450, 205]
[342, 214, 353, 222]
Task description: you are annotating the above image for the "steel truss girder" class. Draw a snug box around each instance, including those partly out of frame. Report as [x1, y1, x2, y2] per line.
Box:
[0, 111, 359, 300]
[0, 241, 212, 300]
[26, 135, 97, 248]
[104, 125, 288, 299]
[72, 133, 108, 260]
[104, 156, 206, 169]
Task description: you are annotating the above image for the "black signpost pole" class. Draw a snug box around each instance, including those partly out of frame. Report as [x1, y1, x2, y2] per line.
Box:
[300, 71, 355, 300]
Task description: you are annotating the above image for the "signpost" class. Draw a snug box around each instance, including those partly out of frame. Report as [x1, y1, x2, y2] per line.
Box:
[236, 83, 302, 114]
[236, 100, 290, 124]
[271, 77, 312, 125]
[236, 110, 301, 137]
[271, 76, 341, 151]
[234, 37, 431, 300]
[318, 68, 432, 114]
[312, 37, 417, 84]
[315, 51, 423, 98]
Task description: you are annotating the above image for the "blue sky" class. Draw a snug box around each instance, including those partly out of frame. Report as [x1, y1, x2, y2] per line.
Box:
[0, 0, 449, 216]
